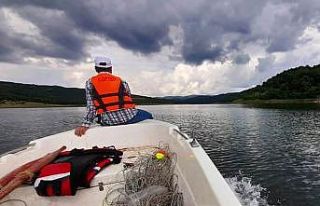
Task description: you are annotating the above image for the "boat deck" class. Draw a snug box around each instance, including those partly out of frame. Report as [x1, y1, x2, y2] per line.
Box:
[0, 120, 241, 206]
[1, 145, 188, 205]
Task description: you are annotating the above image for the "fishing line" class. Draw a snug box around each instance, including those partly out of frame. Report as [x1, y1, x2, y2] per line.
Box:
[103, 143, 184, 206]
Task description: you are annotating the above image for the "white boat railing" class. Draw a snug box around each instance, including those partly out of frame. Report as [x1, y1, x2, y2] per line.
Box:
[172, 128, 200, 148]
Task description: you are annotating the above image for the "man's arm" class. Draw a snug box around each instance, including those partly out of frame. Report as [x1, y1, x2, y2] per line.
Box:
[82, 80, 96, 127]
[75, 80, 96, 136]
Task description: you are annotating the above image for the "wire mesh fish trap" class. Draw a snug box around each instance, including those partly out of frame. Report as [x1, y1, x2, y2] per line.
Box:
[104, 143, 184, 206]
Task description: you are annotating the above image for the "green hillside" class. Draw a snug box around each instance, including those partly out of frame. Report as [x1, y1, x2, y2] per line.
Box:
[0, 81, 85, 105]
[0, 81, 171, 107]
[238, 64, 320, 101]
[162, 64, 320, 105]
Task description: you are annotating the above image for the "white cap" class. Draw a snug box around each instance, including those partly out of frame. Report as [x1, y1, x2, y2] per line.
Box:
[94, 56, 112, 68]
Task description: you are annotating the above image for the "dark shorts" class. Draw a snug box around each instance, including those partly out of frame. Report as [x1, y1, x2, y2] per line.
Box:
[126, 109, 153, 124]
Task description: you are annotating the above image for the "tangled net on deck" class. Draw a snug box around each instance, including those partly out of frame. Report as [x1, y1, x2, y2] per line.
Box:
[104, 143, 184, 206]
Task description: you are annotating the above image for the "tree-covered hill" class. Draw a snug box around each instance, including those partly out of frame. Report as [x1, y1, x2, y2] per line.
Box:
[162, 64, 320, 104]
[238, 64, 320, 100]
[0, 81, 85, 105]
[162, 93, 240, 104]
[0, 81, 171, 106]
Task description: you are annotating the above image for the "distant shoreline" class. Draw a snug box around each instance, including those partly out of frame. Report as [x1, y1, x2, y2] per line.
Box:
[1, 99, 319, 109]
[0, 101, 171, 108]
[0, 101, 83, 108]
[233, 98, 320, 104]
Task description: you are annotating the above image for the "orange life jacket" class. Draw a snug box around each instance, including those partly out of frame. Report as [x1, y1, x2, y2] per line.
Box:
[91, 73, 135, 114]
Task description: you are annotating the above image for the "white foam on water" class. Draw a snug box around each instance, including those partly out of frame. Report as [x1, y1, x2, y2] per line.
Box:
[225, 173, 271, 206]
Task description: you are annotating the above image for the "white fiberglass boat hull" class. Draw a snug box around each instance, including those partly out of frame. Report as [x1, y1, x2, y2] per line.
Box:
[0, 120, 241, 206]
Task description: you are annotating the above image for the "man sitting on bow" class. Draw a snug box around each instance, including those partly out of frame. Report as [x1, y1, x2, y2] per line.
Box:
[75, 56, 153, 137]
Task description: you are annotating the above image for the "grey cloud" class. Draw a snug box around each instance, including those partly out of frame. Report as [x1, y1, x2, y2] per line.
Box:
[179, 0, 264, 64]
[0, 11, 22, 62]
[253, 1, 320, 53]
[0, 0, 319, 65]
[233, 54, 251, 65]
[0, 0, 176, 62]
[0, 5, 87, 63]
[16, 6, 87, 60]
[65, 1, 176, 54]
[256, 55, 276, 72]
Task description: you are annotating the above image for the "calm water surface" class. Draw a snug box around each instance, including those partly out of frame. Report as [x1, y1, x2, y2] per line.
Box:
[0, 105, 320, 206]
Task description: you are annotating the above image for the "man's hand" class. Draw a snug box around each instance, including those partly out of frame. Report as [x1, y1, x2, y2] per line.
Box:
[75, 126, 89, 137]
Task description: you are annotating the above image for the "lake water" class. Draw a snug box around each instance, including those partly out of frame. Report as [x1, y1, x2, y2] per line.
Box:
[0, 104, 320, 206]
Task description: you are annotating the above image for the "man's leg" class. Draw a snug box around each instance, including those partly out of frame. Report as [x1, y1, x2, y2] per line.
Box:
[127, 109, 153, 124]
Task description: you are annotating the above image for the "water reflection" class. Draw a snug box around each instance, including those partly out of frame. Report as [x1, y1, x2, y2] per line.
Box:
[0, 105, 319, 206]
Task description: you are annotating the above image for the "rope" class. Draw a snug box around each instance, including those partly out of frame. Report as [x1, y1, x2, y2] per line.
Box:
[16, 170, 34, 182]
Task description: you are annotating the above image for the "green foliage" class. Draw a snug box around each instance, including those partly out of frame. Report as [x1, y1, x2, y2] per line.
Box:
[0, 82, 86, 105]
[132, 95, 173, 105]
[239, 64, 320, 100]
[0, 81, 171, 106]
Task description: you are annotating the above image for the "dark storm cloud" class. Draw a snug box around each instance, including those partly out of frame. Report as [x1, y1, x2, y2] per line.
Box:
[0, 5, 87, 62]
[0, 32, 14, 62]
[0, 0, 319, 65]
[178, 0, 264, 64]
[16, 6, 86, 60]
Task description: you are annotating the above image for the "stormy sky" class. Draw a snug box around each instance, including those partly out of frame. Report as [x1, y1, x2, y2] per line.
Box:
[0, 0, 320, 96]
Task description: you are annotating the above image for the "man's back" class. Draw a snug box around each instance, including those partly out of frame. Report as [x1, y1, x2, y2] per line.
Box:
[74, 56, 152, 137]
[91, 72, 135, 114]
[82, 72, 137, 127]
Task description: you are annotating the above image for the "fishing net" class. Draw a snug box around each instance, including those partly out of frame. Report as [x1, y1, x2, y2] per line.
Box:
[103, 143, 184, 206]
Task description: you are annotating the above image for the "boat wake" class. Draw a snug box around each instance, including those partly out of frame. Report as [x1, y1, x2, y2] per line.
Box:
[225, 173, 271, 206]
